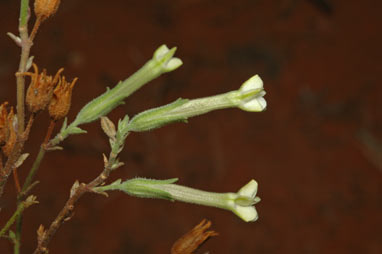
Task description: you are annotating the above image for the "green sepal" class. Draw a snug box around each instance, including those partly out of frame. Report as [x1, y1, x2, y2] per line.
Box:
[127, 98, 189, 132]
[95, 178, 178, 201]
[72, 86, 126, 126]
[116, 115, 130, 141]
[60, 118, 68, 133]
[8, 230, 15, 240]
[67, 126, 87, 135]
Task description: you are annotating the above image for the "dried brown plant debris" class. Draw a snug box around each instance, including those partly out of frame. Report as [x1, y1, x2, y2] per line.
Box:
[1, 107, 16, 157]
[0, 102, 10, 147]
[48, 76, 78, 121]
[22, 63, 63, 113]
[171, 219, 218, 254]
[34, 0, 61, 22]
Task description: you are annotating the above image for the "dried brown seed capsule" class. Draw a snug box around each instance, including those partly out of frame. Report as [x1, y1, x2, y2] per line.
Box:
[2, 107, 17, 157]
[34, 0, 61, 21]
[48, 76, 78, 121]
[0, 102, 9, 146]
[24, 63, 63, 113]
[171, 219, 218, 254]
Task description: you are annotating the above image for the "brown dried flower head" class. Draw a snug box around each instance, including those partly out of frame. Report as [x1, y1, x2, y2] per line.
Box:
[48, 76, 78, 121]
[2, 107, 17, 157]
[171, 219, 218, 254]
[34, 0, 61, 21]
[0, 102, 9, 146]
[25, 63, 63, 113]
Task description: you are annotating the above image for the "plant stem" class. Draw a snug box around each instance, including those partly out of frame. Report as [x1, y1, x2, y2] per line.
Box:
[11, 3, 31, 251]
[17, 0, 31, 135]
[14, 143, 46, 254]
[14, 217, 22, 254]
[22, 146, 45, 196]
[0, 0, 32, 199]
[19, 0, 29, 28]
[29, 17, 42, 42]
[43, 120, 55, 145]
[0, 197, 30, 238]
[12, 168, 21, 193]
[33, 152, 119, 254]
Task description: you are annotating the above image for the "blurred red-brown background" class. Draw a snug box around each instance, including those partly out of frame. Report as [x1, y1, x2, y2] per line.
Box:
[0, 0, 381, 253]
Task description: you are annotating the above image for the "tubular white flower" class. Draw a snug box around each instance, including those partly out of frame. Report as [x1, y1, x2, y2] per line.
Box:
[237, 75, 267, 112]
[94, 178, 261, 222]
[231, 179, 261, 222]
[127, 75, 267, 132]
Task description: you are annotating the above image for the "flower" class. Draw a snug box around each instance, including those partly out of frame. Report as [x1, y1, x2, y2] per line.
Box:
[236, 75, 266, 112]
[94, 178, 261, 222]
[153, 45, 183, 73]
[229, 179, 261, 222]
[126, 75, 267, 132]
[48, 76, 78, 121]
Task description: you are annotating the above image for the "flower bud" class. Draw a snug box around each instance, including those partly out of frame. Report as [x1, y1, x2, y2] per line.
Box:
[48, 76, 78, 121]
[70, 45, 182, 127]
[34, 0, 61, 21]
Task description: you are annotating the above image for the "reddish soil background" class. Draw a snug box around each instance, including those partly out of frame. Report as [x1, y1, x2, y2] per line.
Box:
[0, 0, 381, 253]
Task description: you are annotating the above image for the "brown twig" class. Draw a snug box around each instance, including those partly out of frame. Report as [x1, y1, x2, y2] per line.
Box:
[33, 152, 118, 254]
[43, 120, 55, 146]
[13, 168, 21, 193]
[29, 17, 42, 42]
[0, 113, 35, 197]
[12, 114, 35, 194]
[0, 138, 24, 197]
[0, 154, 3, 175]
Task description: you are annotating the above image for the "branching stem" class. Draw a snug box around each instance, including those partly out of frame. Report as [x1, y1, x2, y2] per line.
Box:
[0, 201, 26, 238]
[33, 152, 119, 254]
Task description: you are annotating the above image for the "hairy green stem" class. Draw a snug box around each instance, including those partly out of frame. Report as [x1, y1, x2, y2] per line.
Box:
[14, 146, 45, 254]
[21, 146, 45, 195]
[19, 0, 29, 28]
[0, 199, 27, 238]
[17, 0, 31, 134]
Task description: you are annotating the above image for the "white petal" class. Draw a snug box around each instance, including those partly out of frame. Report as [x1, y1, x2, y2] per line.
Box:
[233, 206, 259, 222]
[239, 96, 267, 112]
[240, 75, 263, 92]
[238, 179, 258, 198]
[154, 44, 170, 60]
[165, 58, 183, 71]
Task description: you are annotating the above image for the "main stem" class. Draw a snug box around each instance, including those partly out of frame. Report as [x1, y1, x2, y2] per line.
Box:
[0, 0, 31, 199]
[17, 0, 30, 134]
[13, 1, 30, 253]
